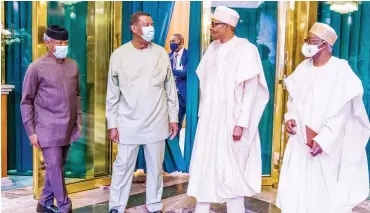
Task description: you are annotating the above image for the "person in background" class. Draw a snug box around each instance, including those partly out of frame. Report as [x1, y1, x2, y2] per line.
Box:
[169, 33, 188, 133]
[21, 25, 81, 213]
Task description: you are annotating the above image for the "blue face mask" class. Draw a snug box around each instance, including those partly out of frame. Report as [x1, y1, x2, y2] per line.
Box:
[140, 26, 155, 42]
[170, 42, 179, 52]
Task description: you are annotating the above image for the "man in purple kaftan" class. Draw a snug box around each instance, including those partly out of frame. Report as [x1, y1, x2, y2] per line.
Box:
[20, 25, 81, 213]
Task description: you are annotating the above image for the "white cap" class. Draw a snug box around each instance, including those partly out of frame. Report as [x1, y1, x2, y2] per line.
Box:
[309, 22, 338, 46]
[212, 6, 240, 27]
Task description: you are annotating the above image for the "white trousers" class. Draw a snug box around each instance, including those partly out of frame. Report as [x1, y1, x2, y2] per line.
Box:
[109, 141, 165, 212]
[194, 197, 245, 213]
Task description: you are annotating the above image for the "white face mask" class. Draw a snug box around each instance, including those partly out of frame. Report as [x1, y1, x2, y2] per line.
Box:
[52, 45, 68, 59]
[301, 42, 324, 58]
[140, 26, 155, 42]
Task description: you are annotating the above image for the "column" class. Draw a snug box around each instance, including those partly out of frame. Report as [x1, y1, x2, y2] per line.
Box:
[1, 84, 15, 187]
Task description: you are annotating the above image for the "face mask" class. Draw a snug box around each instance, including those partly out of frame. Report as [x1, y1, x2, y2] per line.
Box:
[52, 45, 68, 59]
[301, 42, 324, 58]
[170, 42, 179, 52]
[140, 26, 155, 42]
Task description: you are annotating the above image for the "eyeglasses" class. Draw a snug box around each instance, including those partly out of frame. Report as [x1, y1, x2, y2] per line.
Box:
[304, 38, 324, 44]
[211, 22, 225, 27]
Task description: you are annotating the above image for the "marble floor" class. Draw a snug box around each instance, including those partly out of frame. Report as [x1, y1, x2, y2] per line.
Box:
[2, 173, 370, 213]
[1, 175, 33, 191]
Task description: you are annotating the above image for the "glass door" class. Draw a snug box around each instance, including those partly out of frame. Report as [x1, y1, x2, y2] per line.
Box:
[32, 1, 121, 199]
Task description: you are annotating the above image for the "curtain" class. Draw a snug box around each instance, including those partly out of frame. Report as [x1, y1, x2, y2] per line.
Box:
[122, 1, 174, 46]
[5, 1, 33, 175]
[47, 1, 88, 178]
[210, 2, 278, 175]
[121, 1, 182, 172]
[183, 1, 202, 172]
[318, 2, 370, 179]
[255, 2, 277, 177]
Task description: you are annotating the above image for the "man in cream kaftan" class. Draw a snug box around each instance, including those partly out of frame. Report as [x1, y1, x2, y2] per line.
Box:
[187, 6, 269, 213]
[106, 12, 178, 213]
[277, 23, 370, 213]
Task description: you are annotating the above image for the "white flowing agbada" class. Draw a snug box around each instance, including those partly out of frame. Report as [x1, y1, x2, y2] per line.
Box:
[277, 57, 370, 213]
[187, 36, 269, 202]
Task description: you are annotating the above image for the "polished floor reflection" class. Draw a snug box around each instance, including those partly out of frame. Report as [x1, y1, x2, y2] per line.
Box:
[76, 191, 281, 213]
[2, 173, 370, 213]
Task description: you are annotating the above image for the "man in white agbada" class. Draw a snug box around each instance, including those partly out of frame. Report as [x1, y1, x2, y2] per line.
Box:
[277, 22, 370, 213]
[106, 12, 179, 213]
[187, 6, 269, 213]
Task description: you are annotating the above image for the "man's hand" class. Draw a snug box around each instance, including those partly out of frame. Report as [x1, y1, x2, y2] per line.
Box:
[29, 134, 40, 148]
[310, 141, 323, 157]
[233, 126, 244, 142]
[108, 128, 119, 143]
[285, 119, 297, 135]
[169, 123, 179, 140]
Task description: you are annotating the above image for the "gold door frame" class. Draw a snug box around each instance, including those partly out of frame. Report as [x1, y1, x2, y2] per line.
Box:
[201, 1, 318, 186]
[280, 1, 318, 170]
[32, 1, 122, 199]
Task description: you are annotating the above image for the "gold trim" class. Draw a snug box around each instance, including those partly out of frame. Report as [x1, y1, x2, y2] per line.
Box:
[65, 176, 111, 194]
[201, 2, 211, 56]
[91, 1, 114, 178]
[280, 1, 318, 155]
[32, 1, 48, 199]
[111, 1, 122, 167]
[85, 1, 95, 180]
[268, 1, 289, 186]
[113, 1, 122, 50]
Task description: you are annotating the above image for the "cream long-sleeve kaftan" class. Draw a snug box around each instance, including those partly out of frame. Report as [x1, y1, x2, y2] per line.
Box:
[106, 42, 179, 144]
[277, 57, 370, 213]
[106, 42, 179, 212]
[187, 36, 269, 203]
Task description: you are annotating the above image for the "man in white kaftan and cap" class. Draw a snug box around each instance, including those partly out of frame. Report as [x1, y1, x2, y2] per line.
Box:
[187, 6, 269, 213]
[277, 22, 370, 213]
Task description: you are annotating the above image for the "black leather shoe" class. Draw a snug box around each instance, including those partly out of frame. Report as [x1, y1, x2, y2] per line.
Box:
[36, 203, 60, 213]
[109, 209, 118, 213]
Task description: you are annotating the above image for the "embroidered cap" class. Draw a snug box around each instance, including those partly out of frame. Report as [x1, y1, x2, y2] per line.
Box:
[309, 22, 338, 46]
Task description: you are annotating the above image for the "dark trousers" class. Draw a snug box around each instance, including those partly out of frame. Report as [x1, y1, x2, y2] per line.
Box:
[178, 104, 186, 133]
[40, 145, 72, 213]
[178, 93, 186, 133]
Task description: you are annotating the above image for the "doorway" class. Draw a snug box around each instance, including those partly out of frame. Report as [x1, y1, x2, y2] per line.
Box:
[31, 1, 121, 199]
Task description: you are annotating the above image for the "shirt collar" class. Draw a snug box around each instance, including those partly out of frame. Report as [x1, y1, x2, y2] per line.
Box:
[175, 47, 184, 57]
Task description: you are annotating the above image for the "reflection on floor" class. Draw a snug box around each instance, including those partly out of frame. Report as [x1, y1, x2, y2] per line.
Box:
[2, 173, 370, 213]
[1, 175, 33, 191]
[74, 183, 281, 213]
[1, 175, 84, 192]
